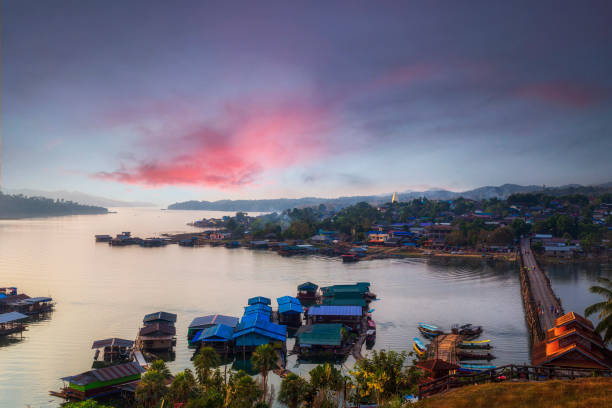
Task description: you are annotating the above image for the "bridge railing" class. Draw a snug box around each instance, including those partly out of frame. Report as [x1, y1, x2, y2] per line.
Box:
[417, 364, 612, 398]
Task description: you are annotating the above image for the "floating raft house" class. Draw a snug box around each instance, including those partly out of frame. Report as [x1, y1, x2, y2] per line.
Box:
[0, 311, 28, 336]
[58, 362, 145, 401]
[277, 296, 303, 327]
[188, 314, 239, 339]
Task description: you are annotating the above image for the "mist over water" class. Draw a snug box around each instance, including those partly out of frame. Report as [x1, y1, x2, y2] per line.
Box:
[0, 208, 608, 407]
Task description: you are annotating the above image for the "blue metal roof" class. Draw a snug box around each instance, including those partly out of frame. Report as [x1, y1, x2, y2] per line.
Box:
[191, 324, 235, 343]
[188, 315, 239, 329]
[307, 305, 362, 316]
[233, 313, 286, 342]
[277, 296, 303, 315]
[0, 311, 28, 324]
[248, 296, 271, 306]
[244, 303, 272, 316]
[143, 311, 177, 324]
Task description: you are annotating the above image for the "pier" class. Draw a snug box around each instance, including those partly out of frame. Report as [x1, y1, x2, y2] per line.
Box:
[519, 238, 563, 343]
[427, 334, 463, 365]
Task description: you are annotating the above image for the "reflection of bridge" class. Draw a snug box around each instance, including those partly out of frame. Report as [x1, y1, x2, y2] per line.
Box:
[520, 238, 563, 335]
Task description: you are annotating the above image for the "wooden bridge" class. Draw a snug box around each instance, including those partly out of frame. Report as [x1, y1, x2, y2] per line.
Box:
[427, 334, 463, 365]
[519, 238, 563, 342]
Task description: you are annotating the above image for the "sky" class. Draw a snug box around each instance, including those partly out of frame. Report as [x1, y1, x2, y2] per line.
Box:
[2, 0, 612, 204]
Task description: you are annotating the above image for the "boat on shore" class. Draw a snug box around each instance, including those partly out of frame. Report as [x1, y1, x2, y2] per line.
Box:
[417, 323, 443, 338]
[413, 337, 426, 356]
[459, 339, 491, 349]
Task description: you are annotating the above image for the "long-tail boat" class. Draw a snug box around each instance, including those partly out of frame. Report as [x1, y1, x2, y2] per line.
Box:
[417, 323, 443, 338]
[413, 337, 426, 356]
[452, 323, 483, 337]
[459, 339, 491, 349]
[458, 363, 496, 373]
[458, 349, 495, 360]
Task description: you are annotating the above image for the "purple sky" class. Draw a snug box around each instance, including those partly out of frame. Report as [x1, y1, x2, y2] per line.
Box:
[2, 1, 611, 204]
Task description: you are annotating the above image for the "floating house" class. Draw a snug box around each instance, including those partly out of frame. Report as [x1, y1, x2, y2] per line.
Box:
[190, 323, 235, 355]
[57, 362, 145, 401]
[95, 234, 112, 242]
[297, 282, 318, 302]
[91, 338, 134, 364]
[0, 312, 28, 337]
[233, 313, 286, 352]
[305, 306, 363, 331]
[187, 314, 239, 340]
[137, 312, 177, 353]
[244, 303, 273, 319]
[295, 323, 350, 358]
[532, 312, 612, 369]
[140, 238, 168, 247]
[248, 296, 271, 306]
[0, 289, 54, 315]
[277, 296, 303, 327]
[249, 240, 269, 249]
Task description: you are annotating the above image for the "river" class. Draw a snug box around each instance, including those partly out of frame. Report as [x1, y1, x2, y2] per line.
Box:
[0, 208, 608, 407]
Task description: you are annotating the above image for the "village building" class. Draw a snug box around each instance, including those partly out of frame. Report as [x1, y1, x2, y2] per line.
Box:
[294, 323, 350, 358]
[187, 314, 239, 340]
[532, 312, 612, 370]
[190, 323, 235, 355]
[91, 338, 134, 365]
[305, 305, 363, 331]
[0, 311, 28, 337]
[57, 362, 145, 401]
[297, 282, 318, 303]
[277, 296, 303, 327]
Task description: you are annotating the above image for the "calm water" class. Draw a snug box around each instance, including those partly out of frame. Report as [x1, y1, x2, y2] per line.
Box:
[0, 208, 608, 407]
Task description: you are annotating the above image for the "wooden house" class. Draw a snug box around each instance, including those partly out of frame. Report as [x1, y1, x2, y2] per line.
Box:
[91, 338, 134, 364]
[190, 323, 235, 355]
[297, 282, 318, 303]
[143, 311, 177, 326]
[295, 323, 350, 358]
[187, 314, 239, 340]
[0, 312, 28, 337]
[532, 312, 611, 369]
[305, 306, 363, 331]
[277, 296, 303, 327]
[416, 359, 460, 380]
[136, 323, 176, 352]
[57, 362, 145, 401]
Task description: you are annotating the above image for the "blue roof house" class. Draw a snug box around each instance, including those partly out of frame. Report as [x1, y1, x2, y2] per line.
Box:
[277, 296, 303, 327]
[233, 313, 287, 350]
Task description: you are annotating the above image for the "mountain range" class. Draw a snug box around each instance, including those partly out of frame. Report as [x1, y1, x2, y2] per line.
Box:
[167, 182, 612, 212]
[4, 188, 156, 208]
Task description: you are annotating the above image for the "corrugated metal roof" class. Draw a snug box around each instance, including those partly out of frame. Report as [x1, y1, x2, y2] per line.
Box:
[24, 297, 53, 304]
[322, 297, 366, 307]
[91, 338, 134, 349]
[192, 324, 234, 343]
[233, 314, 286, 342]
[320, 283, 370, 296]
[279, 302, 303, 314]
[244, 303, 272, 316]
[143, 311, 177, 324]
[277, 296, 300, 305]
[307, 305, 362, 316]
[248, 296, 271, 306]
[61, 362, 145, 386]
[139, 323, 176, 336]
[297, 282, 318, 291]
[297, 324, 344, 346]
[0, 311, 28, 324]
[188, 314, 239, 328]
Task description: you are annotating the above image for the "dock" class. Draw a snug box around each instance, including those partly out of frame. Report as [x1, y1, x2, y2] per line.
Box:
[427, 334, 464, 365]
[133, 350, 147, 368]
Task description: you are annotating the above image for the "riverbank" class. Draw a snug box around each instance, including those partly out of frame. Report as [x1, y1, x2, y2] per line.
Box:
[535, 254, 611, 265]
[414, 377, 612, 408]
[160, 232, 518, 263]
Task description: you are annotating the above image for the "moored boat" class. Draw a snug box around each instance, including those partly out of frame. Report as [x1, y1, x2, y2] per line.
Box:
[341, 254, 359, 263]
[413, 337, 426, 356]
[459, 339, 491, 349]
[459, 363, 496, 373]
[452, 323, 483, 337]
[458, 349, 495, 360]
[417, 322, 443, 338]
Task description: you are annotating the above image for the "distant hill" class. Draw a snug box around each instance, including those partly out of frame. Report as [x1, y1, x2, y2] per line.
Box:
[168, 182, 612, 212]
[0, 193, 108, 219]
[5, 188, 155, 208]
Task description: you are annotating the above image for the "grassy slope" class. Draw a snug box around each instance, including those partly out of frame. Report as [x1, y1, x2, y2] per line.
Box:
[415, 378, 612, 408]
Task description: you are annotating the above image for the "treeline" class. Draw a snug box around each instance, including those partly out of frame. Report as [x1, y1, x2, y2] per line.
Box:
[0, 193, 108, 219]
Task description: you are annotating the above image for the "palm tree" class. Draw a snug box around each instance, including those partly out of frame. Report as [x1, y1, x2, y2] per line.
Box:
[135, 369, 167, 408]
[278, 373, 310, 408]
[194, 346, 221, 386]
[309, 363, 343, 407]
[149, 359, 172, 380]
[167, 369, 198, 404]
[225, 370, 262, 408]
[251, 344, 277, 401]
[585, 277, 612, 344]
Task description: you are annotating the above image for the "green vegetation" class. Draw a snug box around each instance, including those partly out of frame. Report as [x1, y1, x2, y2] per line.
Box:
[585, 277, 612, 344]
[414, 377, 612, 408]
[0, 192, 108, 219]
[251, 344, 277, 402]
[64, 401, 115, 408]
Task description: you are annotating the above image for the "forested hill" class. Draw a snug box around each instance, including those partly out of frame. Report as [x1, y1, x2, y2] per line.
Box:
[168, 183, 612, 212]
[0, 193, 108, 219]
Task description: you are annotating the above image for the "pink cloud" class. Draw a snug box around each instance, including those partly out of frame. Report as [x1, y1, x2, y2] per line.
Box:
[93, 102, 332, 188]
[516, 81, 608, 108]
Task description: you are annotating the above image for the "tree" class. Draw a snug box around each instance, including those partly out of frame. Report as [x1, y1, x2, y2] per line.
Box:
[64, 402, 114, 408]
[585, 277, 612, 344]
[150, 359, 172, 380]
[135, 369, 167, 408]
[167, 369, 199, 404]
[225, 370, 262, 408]
[309, 363, 343, 407]
[194, 346, 221, 387]
[278, 373, 310, 408]
[251, 344, 277, 401]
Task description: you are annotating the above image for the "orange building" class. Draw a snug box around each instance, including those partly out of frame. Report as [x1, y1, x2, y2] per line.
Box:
[532, 312, 611, 369]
